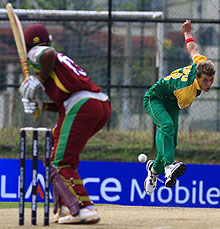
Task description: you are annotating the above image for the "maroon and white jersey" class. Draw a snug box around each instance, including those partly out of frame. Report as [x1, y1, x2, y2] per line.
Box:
[28, 46, 101, 106]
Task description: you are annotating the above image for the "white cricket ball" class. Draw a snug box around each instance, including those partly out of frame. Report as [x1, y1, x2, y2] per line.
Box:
[138, 153, 147, 163]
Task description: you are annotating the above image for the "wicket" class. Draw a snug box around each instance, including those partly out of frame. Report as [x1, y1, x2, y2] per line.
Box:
[19, 127, 51, 226]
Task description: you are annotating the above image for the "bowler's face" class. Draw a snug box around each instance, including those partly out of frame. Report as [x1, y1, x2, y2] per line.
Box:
[196, 74, 215, 92]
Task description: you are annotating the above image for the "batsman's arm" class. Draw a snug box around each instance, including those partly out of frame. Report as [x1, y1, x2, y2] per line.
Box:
[38, 48, 56, 82]
[182, 20, 199, 58]
[36, 49, 58, 113]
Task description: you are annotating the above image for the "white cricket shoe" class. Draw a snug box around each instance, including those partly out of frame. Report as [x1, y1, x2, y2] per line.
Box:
[165, 162, 186, 187]
[58, 206, 100, 224]
[144, 160, 159, 195]
[80, 207, 100, 224]
[58, 214, 80, 224]
[53, 205, 70, 223]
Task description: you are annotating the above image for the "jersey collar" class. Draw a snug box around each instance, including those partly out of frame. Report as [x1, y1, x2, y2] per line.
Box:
[194, 78, 201, 90]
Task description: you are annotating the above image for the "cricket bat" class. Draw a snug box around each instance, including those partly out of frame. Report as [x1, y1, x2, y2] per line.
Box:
[6, 3, 29, 79]
[6, 3, 39, 117]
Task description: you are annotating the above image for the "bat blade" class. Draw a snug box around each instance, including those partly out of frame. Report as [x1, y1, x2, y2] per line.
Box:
[6, 3, 39, 118]
[6, 3, 29, 79]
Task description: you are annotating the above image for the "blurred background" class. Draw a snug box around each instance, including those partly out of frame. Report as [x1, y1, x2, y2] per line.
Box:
[0, 0, 219, 157]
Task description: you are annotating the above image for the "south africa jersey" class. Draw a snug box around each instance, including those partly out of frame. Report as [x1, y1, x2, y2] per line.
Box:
[28, 46, 101, 106]
[144, 55, 207, 109]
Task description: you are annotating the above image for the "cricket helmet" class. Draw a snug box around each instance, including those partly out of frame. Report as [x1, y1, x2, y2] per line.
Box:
[24, 24, 51, 50]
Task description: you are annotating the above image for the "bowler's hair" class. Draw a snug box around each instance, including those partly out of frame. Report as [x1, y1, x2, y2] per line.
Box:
[196, 60, 216, 78]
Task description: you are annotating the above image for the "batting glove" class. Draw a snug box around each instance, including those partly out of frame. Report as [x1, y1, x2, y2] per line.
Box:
[21, 98, 44, 114]
[20, 75, 42, 100]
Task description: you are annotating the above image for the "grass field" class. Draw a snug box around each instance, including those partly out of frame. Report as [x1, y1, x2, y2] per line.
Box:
[0, 202, 44, 208]
[0, 128, 220, 164]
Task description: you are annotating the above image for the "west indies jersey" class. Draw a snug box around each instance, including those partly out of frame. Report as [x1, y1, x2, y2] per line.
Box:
[144, 54, 207, 109]
[27, 46, 101, 106]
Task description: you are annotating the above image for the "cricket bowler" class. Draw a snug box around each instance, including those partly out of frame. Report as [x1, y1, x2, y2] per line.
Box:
[143, 20, 216, 195]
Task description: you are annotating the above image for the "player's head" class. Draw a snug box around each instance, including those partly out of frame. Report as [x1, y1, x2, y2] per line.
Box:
[24, 24, 52, 51]
[196, 60, 216, 92]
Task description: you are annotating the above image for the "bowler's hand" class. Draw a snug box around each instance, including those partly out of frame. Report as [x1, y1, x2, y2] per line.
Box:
[182, 20, 192, 33]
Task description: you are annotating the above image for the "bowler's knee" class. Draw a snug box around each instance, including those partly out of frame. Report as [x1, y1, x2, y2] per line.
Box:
[161, 121, 175, 136]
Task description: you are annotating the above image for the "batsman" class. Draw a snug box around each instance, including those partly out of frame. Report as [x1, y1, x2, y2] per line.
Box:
[19, 24, 111, 224]
[143, 20, 216, 195]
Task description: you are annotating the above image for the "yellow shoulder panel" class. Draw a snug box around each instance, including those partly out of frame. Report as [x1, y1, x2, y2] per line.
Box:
[193, 55, 207, 64]
[173, 79, 198, 109]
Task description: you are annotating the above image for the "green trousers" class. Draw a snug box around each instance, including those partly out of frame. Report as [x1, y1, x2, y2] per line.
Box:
[144, 98, 179, 175]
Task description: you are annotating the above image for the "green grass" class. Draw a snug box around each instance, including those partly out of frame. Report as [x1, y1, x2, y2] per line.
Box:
[0, 202, 105, 209]
[0, 202, 46, 208]
[0, 128, 220, 164]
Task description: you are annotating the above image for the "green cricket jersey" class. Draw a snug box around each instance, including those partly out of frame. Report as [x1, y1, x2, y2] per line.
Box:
[144, 54, 207, 109]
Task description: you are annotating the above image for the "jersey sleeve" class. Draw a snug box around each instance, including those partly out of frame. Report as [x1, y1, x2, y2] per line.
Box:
[28, 46, 55, 65]
[192, 54, 207, 64]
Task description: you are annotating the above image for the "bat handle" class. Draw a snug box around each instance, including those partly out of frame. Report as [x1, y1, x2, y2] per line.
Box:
[21, 60, 30, 79]
[32, 97, 41, 118]
[33, 109, 39, 118]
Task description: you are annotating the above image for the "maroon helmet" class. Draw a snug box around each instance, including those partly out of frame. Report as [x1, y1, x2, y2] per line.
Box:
[24, 24, 51, 50]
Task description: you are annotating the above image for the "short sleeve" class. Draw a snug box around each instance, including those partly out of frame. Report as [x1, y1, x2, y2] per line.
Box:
[192, 54, 207, 64]
[28, 46, 54, 65]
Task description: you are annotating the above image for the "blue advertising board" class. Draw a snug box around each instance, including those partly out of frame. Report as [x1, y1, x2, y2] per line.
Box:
[0, 159, 219, 208]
